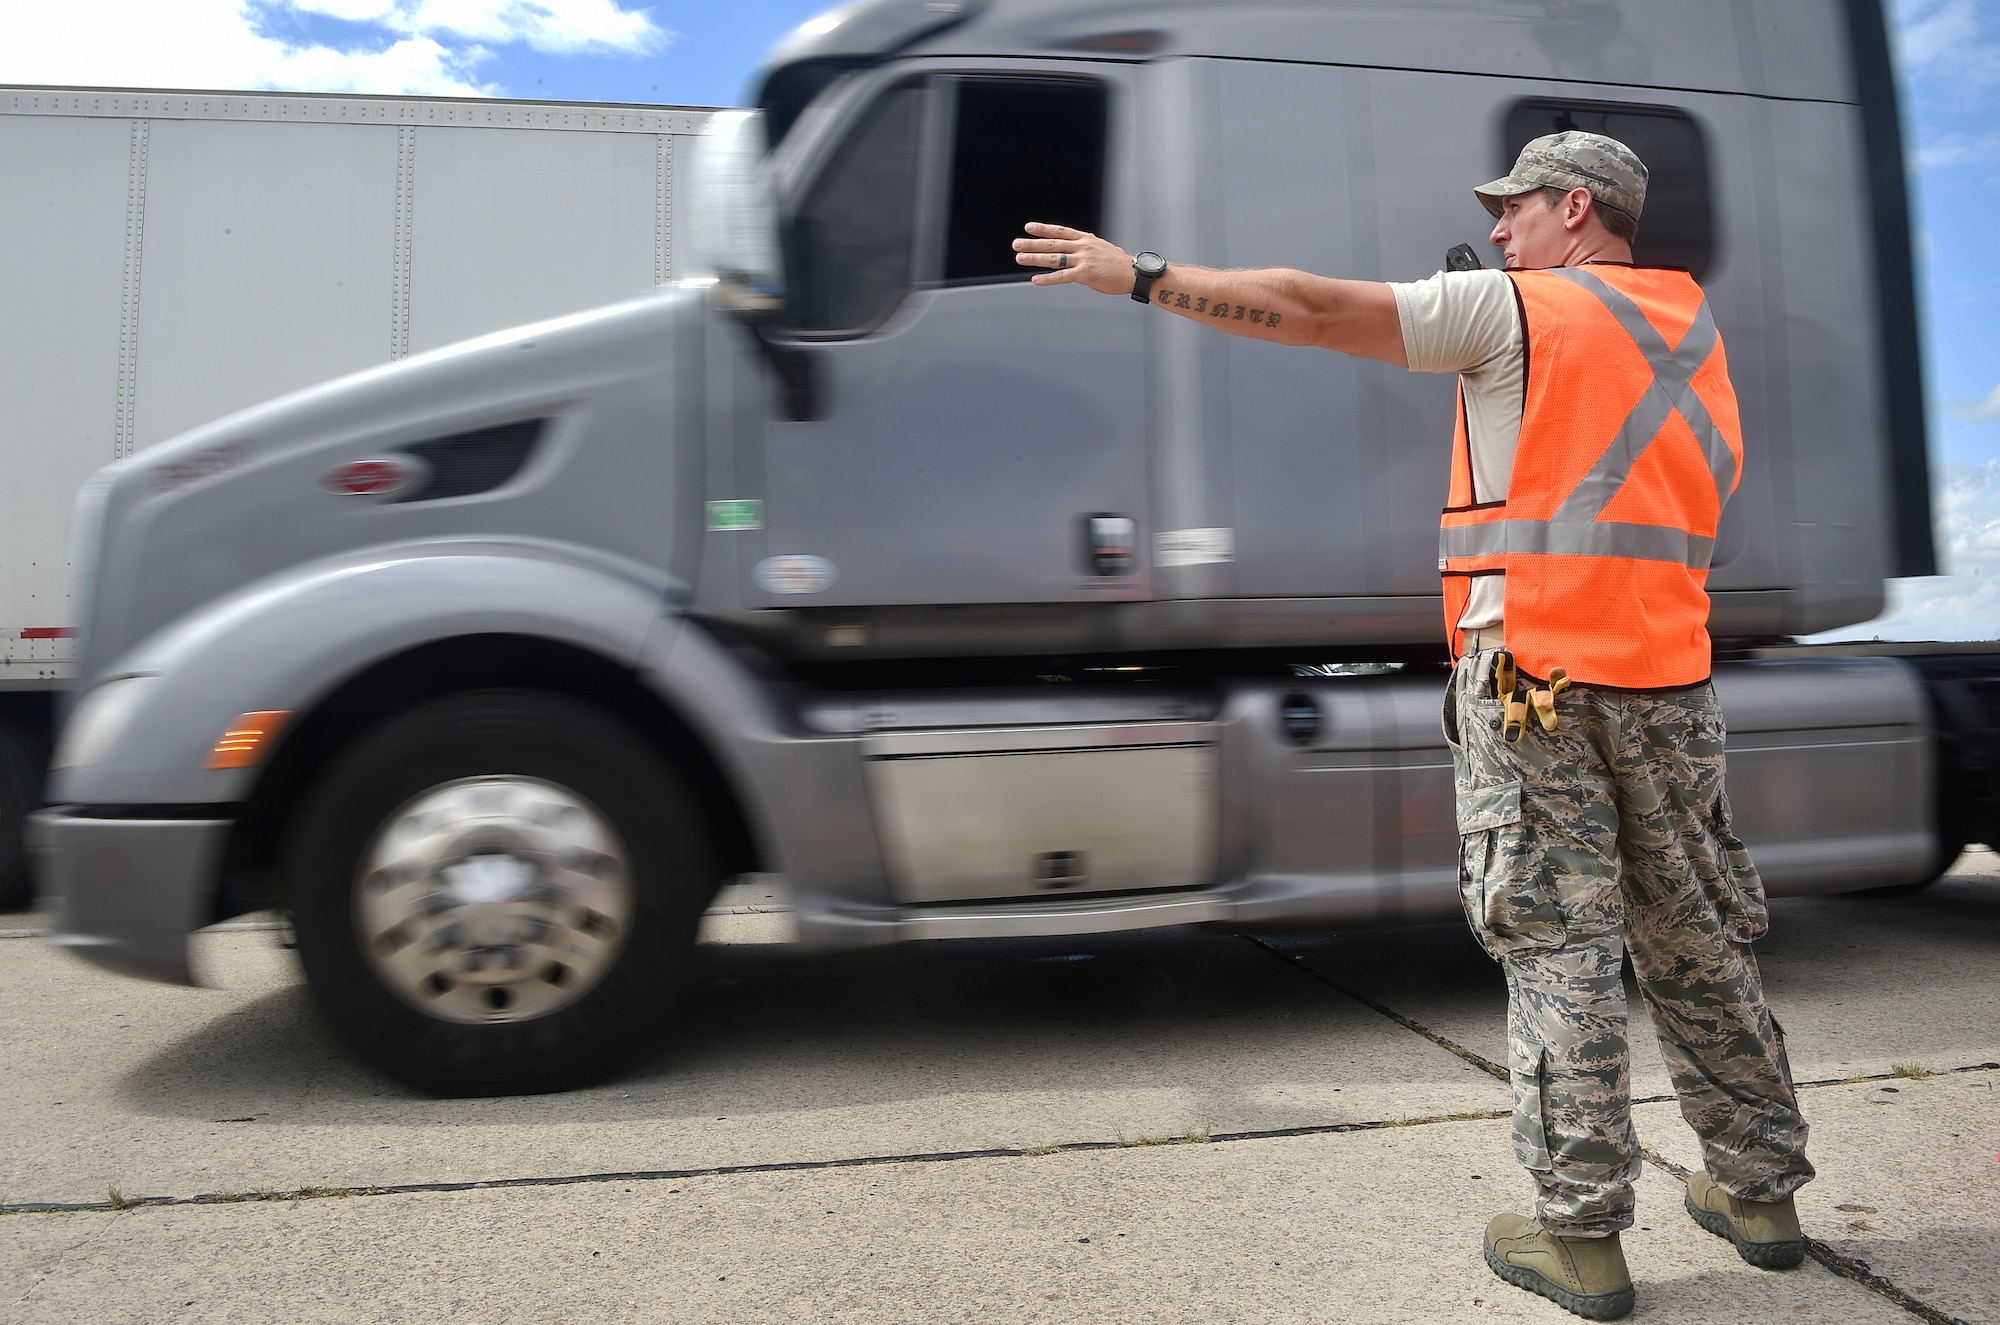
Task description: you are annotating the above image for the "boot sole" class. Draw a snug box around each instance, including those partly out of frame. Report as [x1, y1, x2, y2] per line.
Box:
[1684, 1192, 1807, 1269]
[1483, 1243, 1635, 1320]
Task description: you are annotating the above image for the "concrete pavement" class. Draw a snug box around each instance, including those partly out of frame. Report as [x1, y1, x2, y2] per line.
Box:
[4, 852, 1996, 1323]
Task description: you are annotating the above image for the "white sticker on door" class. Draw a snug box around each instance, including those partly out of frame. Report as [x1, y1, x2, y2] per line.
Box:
[754, 554, 838, 595]
[1154, 527, 1235, 568]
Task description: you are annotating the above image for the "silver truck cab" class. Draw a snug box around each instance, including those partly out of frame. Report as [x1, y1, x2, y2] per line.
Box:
[37, 0, 1964, 1096]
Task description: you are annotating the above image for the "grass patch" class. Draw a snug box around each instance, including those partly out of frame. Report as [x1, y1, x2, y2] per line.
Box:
[1378, 1109, 1506, 1131]
[106, 1188, 137, 1211]
[1020, 1145, 1063, 1158]
[193, 1185, 362, 1206]
[1118, 1125, 1211, 1148]
[1890, 1062, 1934, 1080]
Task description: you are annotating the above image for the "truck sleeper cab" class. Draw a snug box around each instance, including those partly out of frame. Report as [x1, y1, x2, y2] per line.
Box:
[36, 0, 1997, 1097]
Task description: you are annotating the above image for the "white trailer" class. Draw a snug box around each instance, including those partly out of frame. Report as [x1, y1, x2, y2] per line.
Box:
[0, 86, 714, 904]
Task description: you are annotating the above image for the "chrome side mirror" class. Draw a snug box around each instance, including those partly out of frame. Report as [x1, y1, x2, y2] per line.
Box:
[688, 110, 818, 420]
[688, 110, 784, 309]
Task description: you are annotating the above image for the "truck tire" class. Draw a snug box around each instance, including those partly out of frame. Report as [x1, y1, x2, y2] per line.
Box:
[0, 720, 46, 912]
[288, 690, 715, 1096]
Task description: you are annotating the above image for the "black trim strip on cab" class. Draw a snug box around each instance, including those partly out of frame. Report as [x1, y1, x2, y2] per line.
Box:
[1843, 0, 1936, 577]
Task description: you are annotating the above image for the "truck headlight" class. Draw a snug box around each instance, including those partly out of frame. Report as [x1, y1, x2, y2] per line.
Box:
[52, 675, 159, 770]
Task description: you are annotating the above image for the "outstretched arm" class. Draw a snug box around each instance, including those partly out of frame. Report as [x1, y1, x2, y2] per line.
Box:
[1013, 222, 1407, 368]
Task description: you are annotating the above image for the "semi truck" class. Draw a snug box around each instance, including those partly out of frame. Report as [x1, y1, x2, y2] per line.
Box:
[0, 84, 712, 908]
[30, 0, 2000, 1096]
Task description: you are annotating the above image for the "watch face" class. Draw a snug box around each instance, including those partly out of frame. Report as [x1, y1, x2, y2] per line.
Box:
[1135, 252, 1167, 277]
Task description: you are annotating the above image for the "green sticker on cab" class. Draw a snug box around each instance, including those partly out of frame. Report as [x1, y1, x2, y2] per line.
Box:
[707, 499, 763, 531]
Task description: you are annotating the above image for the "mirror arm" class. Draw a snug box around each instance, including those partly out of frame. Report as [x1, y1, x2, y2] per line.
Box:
[739, 317, 820, 422]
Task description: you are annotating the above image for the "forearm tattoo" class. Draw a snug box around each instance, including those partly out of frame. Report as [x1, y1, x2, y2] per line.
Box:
[1154, 288, 1282, 329]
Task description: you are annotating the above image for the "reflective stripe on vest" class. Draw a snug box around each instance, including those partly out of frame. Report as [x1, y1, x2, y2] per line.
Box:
[1437, 265, 1744, 689]
[1537, 269, 1738, 528]
[1440, 518, 1715, 569]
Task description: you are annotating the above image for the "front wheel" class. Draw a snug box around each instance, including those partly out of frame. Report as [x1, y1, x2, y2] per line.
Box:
[288, 691, 714, 1096]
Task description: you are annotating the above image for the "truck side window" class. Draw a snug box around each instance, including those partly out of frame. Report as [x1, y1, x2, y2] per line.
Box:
[1503, 100, 1715, 279]
[943, 79, 1108, 285]
[788, 82, 924, 334]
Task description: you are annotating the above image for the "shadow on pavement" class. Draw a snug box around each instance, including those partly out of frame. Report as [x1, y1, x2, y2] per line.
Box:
[110, 872, 1997, 1128]
[114, 927, 1496, 1128]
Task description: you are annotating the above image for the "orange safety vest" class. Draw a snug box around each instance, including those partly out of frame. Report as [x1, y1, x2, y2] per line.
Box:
[1438, 264, 1745, 690]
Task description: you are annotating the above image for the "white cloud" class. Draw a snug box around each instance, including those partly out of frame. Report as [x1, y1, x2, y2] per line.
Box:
[1899, 0, 1977, 65]
[289, 0, 667, 57]
[1949, 383, 2000, 424]
[1916, 129, 2000, 172]
[1813, 461, 2000, 642]
[0, 0, 666, 97]
[287, 0, 401, 18]
[1896, 0, 2000, 101]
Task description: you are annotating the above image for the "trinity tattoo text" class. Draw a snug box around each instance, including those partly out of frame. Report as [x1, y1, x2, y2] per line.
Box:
[1155, 289, 1282, 328]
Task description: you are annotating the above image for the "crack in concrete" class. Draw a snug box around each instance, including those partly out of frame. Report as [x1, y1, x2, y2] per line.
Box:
[1243, 936, 1512, 1080]
[1635, 1144, 1972, 1324]
[0, 1107, 1521, 1217]
[1255, 936, 1985, 1325]
[1796, 1240, 1975, 1325]
[8, 1211, 117, 1311]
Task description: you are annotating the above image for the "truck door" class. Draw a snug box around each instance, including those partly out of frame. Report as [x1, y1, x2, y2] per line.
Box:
[754, 69, 1149, 609]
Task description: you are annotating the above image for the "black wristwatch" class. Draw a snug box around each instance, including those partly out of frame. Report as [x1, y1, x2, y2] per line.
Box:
[1131, 251, 1167, 304]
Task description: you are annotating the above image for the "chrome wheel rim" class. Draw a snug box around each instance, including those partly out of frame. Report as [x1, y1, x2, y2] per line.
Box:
[354, 776, 634, 1025]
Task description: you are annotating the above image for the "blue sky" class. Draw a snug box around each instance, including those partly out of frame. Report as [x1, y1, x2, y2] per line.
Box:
[247, 0, 832, 107]
[1871, 0, 2000, 641]
[0, 0, 1994, 638]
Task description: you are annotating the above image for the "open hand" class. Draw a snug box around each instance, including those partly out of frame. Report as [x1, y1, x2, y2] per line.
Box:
[1013, 222, 1135, 295]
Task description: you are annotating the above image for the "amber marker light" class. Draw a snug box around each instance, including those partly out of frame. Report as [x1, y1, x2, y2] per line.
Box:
[204, 711, 291, 769]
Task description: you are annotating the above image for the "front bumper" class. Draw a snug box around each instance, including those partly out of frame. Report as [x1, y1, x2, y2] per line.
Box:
[30, 807, 232, 985]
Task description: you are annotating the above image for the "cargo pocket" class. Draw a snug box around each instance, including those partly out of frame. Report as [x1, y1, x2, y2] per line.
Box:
[1441, 670, 1464, 754]
[1707, 792, 1768, 944]
[1458, 781, 1564, 956]
[1509, 1037, 1554, 1173]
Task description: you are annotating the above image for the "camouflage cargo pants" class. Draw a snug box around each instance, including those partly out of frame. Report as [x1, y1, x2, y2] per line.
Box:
[1442, 650, 1814, 1236]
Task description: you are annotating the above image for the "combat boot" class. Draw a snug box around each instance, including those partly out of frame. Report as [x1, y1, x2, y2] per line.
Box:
[1483, 1213, 1634, 1320]
[1684, 1172, 1806, 1268]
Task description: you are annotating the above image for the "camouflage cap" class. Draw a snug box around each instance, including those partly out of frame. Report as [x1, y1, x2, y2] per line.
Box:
[1474, 131, 1647, 222]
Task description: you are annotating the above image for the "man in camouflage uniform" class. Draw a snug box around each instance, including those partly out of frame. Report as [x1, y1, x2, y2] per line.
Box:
[1443, 656, 1814, 1316]
[1435, 137, 1815, 1321]
[1016, 131, 1813, 1320]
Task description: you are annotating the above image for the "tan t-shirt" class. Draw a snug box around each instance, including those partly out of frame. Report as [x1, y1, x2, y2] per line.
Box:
[1388, 268, 1524, 631]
